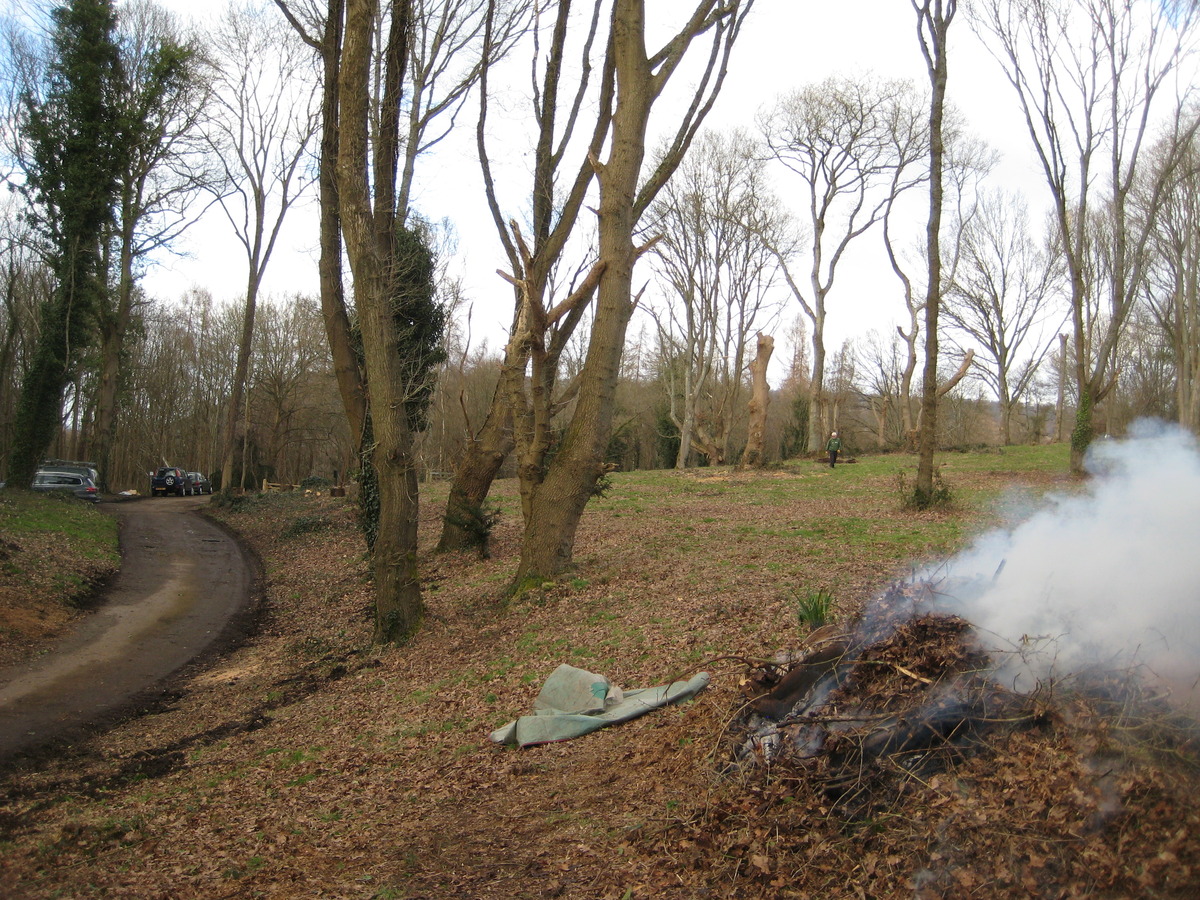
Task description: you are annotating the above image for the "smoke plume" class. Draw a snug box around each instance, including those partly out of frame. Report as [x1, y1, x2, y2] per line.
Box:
[929, 419, 1200, 703]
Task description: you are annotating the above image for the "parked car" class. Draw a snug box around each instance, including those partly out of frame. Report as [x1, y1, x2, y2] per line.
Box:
[31, 471, 101, 503]
[40, 459, 101, 485]
[188, 472, 212, 494]
[151, 466, 191, 497]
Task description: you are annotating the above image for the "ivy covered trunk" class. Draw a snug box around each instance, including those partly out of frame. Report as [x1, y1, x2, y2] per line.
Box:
[337, 0, 429, 643]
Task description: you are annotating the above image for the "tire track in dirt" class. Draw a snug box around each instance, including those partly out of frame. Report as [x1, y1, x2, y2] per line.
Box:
[0, 498, 255, 759]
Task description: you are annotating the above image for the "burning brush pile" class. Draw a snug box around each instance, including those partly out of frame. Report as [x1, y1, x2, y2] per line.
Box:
[731, 577, 1044, 812]
[730, 573, 1200, 821]
[706, 575, 1200, 895]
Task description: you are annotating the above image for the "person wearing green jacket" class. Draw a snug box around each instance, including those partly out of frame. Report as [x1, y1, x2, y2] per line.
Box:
[826, 431, 842, 468]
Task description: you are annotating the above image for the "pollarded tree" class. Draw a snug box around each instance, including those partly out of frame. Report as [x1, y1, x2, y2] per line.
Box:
[8, 0, 126, 488]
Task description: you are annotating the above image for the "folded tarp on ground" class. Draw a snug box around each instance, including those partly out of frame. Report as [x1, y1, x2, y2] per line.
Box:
[490, 663, 711, 747]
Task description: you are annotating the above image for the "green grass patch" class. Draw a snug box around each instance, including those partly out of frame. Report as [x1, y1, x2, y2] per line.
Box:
[0, 491, 118, 550]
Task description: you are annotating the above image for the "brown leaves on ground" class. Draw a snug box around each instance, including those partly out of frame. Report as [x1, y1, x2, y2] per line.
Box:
[0, 520, 117, 670]
[1, 467, 1198, 899]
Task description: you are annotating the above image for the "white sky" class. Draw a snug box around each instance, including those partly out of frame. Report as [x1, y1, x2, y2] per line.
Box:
[139, 0, 1043, 380]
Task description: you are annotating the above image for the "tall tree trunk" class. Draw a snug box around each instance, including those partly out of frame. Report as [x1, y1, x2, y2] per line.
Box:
[338, 0, 423, 643]
[914, 0, 954, 504]
[317, 0, 365, 446]
[1056, 332, 1067, 443]
[92, 203, 138, 491]
[805, 295, 826, 454]
[221, 280, 257, 492]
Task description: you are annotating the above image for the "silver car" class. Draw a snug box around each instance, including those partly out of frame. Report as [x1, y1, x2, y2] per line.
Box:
[31, 471, 101, 503]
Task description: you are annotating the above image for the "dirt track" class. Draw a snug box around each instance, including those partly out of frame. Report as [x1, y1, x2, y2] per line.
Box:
[0, 497, 256, 759]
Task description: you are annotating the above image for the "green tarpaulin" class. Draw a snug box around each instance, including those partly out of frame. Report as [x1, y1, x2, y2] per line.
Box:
[490, 663, 710, 747]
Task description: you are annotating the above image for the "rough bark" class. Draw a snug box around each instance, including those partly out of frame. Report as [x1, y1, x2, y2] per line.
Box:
[740, 332, 774, 468]
[338, 0, 423, 642]
[439, 0, 611, 550]
[314, 0, 366, 446]
[913, 0, 954, 505]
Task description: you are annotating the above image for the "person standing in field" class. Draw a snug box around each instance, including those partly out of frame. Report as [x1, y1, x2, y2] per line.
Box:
[826, 431, 842, 468]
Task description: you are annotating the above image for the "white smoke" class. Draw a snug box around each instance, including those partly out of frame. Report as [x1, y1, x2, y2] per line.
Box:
[930, 419, 1200, 703]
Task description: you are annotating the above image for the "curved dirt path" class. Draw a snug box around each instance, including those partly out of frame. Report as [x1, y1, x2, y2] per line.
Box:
[0, 497, 256, 759]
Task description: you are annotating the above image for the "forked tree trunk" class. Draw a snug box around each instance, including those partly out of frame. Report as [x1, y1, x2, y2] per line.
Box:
[514, 3, 649, 584]
[437, 364, 516, 551]
[514, 0, 750, 585]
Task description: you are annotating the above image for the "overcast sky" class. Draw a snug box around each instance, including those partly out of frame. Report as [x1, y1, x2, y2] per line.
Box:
[140, 0, 1041, 378]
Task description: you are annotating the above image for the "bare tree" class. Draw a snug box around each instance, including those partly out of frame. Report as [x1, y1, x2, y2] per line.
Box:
[973, 0, 1200, 473]
[270, 0, 364, 456]
[203, 1, 320, 491]
[251, 294, 348, 482]
[513, 0, 755, 586]
[647, 127, 785, 467]
[943, 190, 1066, 444]
[910, 0, 957, 505]
[0, 211, 53, 475]
[452, 0, 613, 541]
[272, 0, 528, 562]
[759, 74, 928, 454]
[881, 117, 992, 447]
[1139, 123, 1200, 432]
[854, 329, 909, 449]
[90, 0, 211, 490]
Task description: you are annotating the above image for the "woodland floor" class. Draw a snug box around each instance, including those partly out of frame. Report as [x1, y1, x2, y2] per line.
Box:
[1, 458, 1198, 899]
